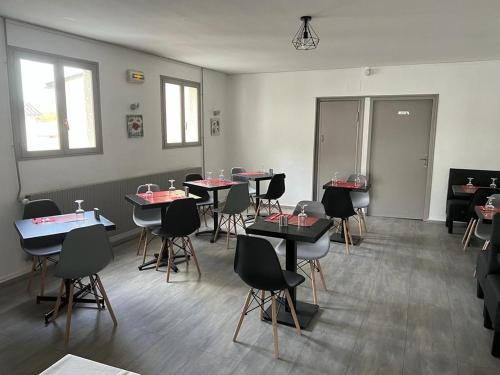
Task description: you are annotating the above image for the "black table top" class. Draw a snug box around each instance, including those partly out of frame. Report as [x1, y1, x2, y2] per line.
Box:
[245, 217, 332, 243]
[125, 190, 201, 209]
[232, 172, 275, 181]
[183, 179, 244, 192]
[451, 184, 484, 197]
[14, 211, 115, 241]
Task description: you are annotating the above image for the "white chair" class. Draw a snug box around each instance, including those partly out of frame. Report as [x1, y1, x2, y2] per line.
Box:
[275, 201, 330, 305]
[347, 174, 369, 234]
[474, 193, 500, 250]
[133, 184, 161, 264]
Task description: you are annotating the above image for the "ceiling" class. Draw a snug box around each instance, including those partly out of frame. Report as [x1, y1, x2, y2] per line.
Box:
[1, 0, 500, 74]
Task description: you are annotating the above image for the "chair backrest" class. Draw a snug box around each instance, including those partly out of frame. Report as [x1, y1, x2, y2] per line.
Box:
[292, 200, 326, 218]
[488, 215, 500, 273]
[468, 188, 499, 216]
[22, 199, 63, 249]
[55, 225, 113, 279]
[185, 173, 210, 201]
[222, 183, 250, 214]
[163, 198, 200, 237]
[23, 199, 61, 219]
[321, 187, 356, 219]
[231, 167, 247, 182]
[347, 174, 368, 183]
[234, 235, 288, 291]
[264, 173, 286, 200]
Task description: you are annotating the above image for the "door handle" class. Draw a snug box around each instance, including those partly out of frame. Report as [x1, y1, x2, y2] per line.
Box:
[419, 157, 428, 168]
[320, 135, 325, 143]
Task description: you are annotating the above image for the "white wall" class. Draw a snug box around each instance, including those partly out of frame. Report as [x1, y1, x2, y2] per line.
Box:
[0, 19, 229, 282]
[226, 61, 500, 221]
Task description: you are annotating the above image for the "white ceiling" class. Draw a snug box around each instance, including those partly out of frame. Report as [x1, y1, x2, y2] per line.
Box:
[1, 0, 500, 74]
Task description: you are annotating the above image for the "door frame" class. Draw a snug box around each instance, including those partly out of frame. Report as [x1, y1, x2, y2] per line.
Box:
[312, 96, 365, 200]
[366, 94, 439, 220]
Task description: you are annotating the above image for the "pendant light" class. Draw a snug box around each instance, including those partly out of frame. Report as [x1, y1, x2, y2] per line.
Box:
[292, 16, 320, 50]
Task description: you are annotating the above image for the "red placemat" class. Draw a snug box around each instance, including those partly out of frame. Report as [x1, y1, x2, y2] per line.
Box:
[479, 206, 500, 213]
[461, 185, 479, 192]
[137, 190, 186, 203]
[190, 179, 239, 188]
[328, 180, 364, 189]
[32, 213, 81, 224]
[265, 213, 319, 227]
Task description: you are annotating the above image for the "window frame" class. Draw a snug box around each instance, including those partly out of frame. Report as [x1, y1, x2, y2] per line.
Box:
[8, 47, 103, 160]
[160, 75, 202, 149]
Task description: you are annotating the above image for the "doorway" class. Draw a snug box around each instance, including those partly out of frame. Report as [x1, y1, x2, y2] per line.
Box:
[368, 96, 437, 219]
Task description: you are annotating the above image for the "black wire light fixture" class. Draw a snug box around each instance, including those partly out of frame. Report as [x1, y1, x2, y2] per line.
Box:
[292, 16, 319, 50]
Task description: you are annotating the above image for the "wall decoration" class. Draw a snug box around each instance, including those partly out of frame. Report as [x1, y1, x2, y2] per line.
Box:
[126, 69, 145, 83]
[210, 118, 221, 136]
[127, 115, 144, 138]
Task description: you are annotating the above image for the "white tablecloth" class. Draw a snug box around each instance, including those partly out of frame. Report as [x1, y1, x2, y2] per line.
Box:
[40, 354, 140, 375]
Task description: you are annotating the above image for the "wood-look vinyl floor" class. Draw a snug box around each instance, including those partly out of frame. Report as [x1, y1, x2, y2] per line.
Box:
[0, 217, 499, 374]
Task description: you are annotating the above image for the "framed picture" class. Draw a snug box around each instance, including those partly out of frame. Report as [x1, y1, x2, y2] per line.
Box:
[127, 115, 143, 138]
[210, 118, 221, 136]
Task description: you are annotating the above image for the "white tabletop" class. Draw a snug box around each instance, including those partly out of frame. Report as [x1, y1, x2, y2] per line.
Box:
[40, 354, 139, 375]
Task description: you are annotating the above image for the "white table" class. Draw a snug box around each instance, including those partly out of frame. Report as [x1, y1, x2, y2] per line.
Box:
[40, 354, 139, 375]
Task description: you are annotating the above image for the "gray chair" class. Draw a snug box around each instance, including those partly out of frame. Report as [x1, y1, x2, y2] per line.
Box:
[214, 183, 250, 248]
[231, 167, 257, 211]
[275, 201, 330, 304]
[347, 174, 369, 234]
[185, 173, 214, 227]
[51, 225, 117, 344]
[133, 184, 162, 264]
[22, 199, 63, 296]
[475, 194, 500, 250]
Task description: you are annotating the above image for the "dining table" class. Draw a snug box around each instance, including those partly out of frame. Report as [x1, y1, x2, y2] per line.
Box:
[452, 185, 485, 198]
[322, 179, 370, 245]
[14, 211, 116, 324]
[245, 215, 332, 329]
[183, 179, 243, 242]
[232, 171, 275, 209]
[124, 189, 201, 270]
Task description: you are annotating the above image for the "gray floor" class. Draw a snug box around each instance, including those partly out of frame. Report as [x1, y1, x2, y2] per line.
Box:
[0, 217, 499, 375]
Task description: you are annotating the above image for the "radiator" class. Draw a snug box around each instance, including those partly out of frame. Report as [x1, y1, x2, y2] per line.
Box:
[29, 167, 202, 239]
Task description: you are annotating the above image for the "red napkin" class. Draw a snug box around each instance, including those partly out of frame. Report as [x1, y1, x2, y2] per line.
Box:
[32, 213, 80, 224]
[265, 213, 319, 227]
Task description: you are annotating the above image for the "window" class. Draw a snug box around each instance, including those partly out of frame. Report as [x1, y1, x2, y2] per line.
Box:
[161, 76, 201, 148]
[9, 48, 102, 159]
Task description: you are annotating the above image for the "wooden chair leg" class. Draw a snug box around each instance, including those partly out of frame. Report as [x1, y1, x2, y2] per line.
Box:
[226, 215, 232, 249]
[342, 220, 350, 254]
[214, 214, 224, 242]
[27, 256, 37, 291]
[233, 289, 253, 342]
[462, 219, 473, 244]
[361, 210, 368, 232]
[52, 279, 65, 321]
[271, 293, 279, 359]
[276, 200, 282, 214]
[89, 276, 101, 309]
[137, 228, 145, 255]
[284, 290, 301, 336]
[463, 219, 477, 251]
[95, 274, 118, 326]
[141, 229, 150, 265]
[268, 200, 272, 216]
[310, 260, 317, 305]
[260, 290, 266, 320]
[64, 283, 75, 344]
[316, 259, 327, 290]
[482, 240, 491, 251]
[233, 215, 238, 236]
[156, 239, 167, 271]
[186, 238, 201, 277]
[346, 221, 354, 246]
[357, 214, 363, 236]
[166, 240, 174, 282]
[40, 257, 48, 297]
[256, 201, 262, 216]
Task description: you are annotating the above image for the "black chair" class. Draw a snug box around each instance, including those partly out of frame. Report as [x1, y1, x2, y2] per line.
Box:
[22, 199, 63, 296]
[477, 215, 500, 357]
[233, 235, 303, 359]
[255, 173, 285, 216]
[185, 173, 214, 227]
[152, 198, 201, 282]
[321, 187, 357, 254]
[462, 188, 498, 250]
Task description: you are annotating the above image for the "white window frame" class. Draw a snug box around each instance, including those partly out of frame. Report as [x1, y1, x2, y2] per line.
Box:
[8, 47, 103, 160]
[160, 76, 201, 148]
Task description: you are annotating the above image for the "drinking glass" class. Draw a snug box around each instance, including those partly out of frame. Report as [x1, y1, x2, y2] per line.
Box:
[485, 196, 496, 210]
[75, 199, 85, 220]
[207, 171, 213, 180]
[168, 179, 176, 191]
[145, 183, 153, 195]
[297, 204, 308, 227]
[466, 177, 474, 186]
[490, 178, 498, 189]
[332, 172, 339, 185]
[355, 174, 361, 186]
[219, 169, 225, 180]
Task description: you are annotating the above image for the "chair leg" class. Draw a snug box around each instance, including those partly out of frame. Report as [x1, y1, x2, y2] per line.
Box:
[95, 274, 118, 326]
[166, 240, 174, 283]
[141, 229, 150, 265]
[309, 261, 317, 305]
[360, 209, 368, 232]
[186, 237, 201, 278]
[256, 201, 262, 216]
[156, 239, 167, 271]
[214, 214, 224, 242]
[226, 215, 232, 249]
[284, 290, 301, 336]
[482, 241, 490, 251]
[52, 279, 65, 321]
[462, 219, 473, 244]
[268, 200, 272, 216]
[137, 228, 145, 255]
[239, 214, 247, 230]
[233, 215, 238, 236]
[276, 200, 282, 214]
[342, 220, 350, 254]
[357, 213, 363, 236]
[271, 293, 279, 359]
[260, 290, 266, 320]
[27, 256, 37, 291]
[203, 207, 208, 227]
[64, 283, 75, 344]
[40, 257, 48, 297]
[233, 289, 253, 342]
[463, 219, 477, 251]
[89, 276, 101, 309]
[316, 259, 327, 290]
